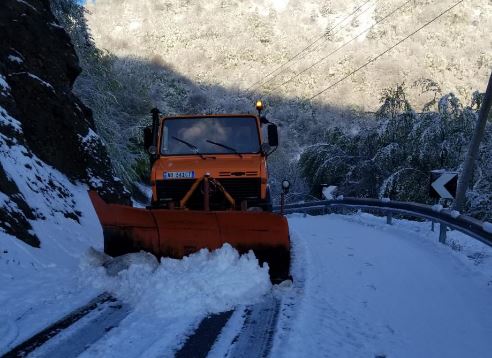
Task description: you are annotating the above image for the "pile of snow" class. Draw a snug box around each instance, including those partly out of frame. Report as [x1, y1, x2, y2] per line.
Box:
[82, 244, 271, 318]
[449, 209, 460, 219]
[432, 204, 444, 212]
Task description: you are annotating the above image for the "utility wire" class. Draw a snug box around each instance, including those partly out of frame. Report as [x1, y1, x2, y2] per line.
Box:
[253, 0, 378, 93]
[308, 0, 465, 101]
[265, 0, 414, 94]
[289, 2, 377, 70]
[246, 0, 373, 92]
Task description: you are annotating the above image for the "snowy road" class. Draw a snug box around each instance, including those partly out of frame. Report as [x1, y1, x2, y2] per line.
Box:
[3, 212, 492, 357]
[271, 213, 492, 358]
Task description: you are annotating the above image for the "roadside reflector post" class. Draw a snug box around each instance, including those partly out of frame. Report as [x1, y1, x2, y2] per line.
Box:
[280, 179, 291, 215]
[439, 224, 447, 244]
[386, 212, 393, 225]
[204, 174, 210, 211]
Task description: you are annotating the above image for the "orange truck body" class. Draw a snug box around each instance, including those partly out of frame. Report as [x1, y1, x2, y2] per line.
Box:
[150, 114, 270, 210]
[89, 111, 290, 281]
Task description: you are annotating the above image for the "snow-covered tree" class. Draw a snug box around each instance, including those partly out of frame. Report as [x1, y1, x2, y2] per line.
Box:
[299, 85, 492, 219]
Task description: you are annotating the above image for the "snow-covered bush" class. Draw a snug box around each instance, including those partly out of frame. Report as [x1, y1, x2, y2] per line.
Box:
[299, 85, 492, 220]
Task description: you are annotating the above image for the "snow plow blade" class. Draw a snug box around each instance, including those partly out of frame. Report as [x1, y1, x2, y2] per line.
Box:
[89, 191, 290, 281]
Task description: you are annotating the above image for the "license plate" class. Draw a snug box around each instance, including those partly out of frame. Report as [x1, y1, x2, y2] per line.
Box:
[164, 171, 195, 180]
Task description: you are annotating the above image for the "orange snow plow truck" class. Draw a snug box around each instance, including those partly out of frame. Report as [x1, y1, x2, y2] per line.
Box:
[89, 101, 290, 281]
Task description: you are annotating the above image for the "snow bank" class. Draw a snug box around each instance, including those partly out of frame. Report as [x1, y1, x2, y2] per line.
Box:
[82, 244, 271, 318]
[273, 213, 492, 358]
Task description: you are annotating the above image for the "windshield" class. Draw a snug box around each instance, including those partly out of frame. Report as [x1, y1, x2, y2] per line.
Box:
[160, 116, 260, 155]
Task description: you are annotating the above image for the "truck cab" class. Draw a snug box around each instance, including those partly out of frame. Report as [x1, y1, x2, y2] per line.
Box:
[144, 107, 279, 211]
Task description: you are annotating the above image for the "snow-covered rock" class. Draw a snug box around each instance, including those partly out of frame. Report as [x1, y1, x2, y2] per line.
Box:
[0, 75, 10, 94]
[0, 0, 131, 248]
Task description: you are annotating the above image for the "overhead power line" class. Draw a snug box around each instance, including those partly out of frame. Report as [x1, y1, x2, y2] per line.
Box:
[254, 0, 379, 93]
[266, 0, 414, 94]
[246, 0, 373, 92]
[308, 0, 465, 102]
[288, 2, 377, 71]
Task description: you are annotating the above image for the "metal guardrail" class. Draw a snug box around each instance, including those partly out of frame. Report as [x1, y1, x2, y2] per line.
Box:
[273, 198, 492, 248]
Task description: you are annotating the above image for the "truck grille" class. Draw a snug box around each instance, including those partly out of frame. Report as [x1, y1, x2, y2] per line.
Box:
[218, 178, 261, 199]
[155, 178, 261, 208]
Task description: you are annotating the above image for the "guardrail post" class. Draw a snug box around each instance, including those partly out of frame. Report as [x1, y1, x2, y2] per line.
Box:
[439, 224, 447, 244]
[386, 212, 393, 225]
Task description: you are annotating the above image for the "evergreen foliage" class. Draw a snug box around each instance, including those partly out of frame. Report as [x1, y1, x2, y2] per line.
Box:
[51, 1, 492, 220]
[299, 85, 492, 219]
[51, 0, 152, 186]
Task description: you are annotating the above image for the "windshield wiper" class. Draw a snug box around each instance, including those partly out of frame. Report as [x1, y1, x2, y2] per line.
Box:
[171, 136, 206, 159]
[206, 139, 243, 158]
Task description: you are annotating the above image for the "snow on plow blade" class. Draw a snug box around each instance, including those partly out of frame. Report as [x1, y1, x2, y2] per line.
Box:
[88, 191, 290, 281]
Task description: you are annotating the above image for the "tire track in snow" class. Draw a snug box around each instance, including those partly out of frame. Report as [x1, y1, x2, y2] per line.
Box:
[3, 293, 130, 358]
[176, 294, 282, 358]
[227, 295, 280, 358]
[175, 310, 234, 358]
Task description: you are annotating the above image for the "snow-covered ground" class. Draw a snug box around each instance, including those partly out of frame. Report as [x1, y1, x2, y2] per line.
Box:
[77, 245, 270, 357]
[0, 111, 270, 356]
[0, 102, 271, 356]
[3, 183, 492, 357]
[1, 235, 270, 356]
[272, 212, 492, 358]
[0, 182, 103, 353]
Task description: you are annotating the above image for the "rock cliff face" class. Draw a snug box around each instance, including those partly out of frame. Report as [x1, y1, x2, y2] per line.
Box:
[0, 0, 130, 247]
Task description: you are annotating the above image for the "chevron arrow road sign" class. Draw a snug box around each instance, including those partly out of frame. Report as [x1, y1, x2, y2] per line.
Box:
[430, 171, 458, 199]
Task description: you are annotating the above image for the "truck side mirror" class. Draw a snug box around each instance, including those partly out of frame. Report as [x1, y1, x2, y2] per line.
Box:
[143, 126, 153, 150]
[267, 124, 278, 147]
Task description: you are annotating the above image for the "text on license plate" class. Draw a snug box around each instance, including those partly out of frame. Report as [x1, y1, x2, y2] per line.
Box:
[164, 171, 195, 179]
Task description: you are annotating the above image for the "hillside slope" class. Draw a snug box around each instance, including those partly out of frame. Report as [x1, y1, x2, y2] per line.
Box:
[0, 0, 128, 248]
[85, 0, 491, 111]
